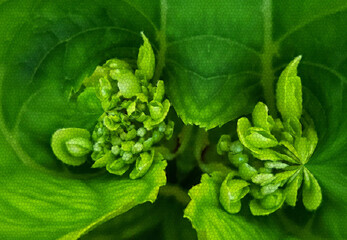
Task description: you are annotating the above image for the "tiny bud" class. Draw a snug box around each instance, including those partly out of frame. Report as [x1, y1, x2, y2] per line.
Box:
[111, 145, 120, 156]
[217, 135, 231, 155]
[228, 153, 248, 167]
[122, 152, 134, 163]
[229, 140, 243, 154]
[132, 142, 143, 154]
[137, 127, 147, 137]
[158, 122, 166, 133]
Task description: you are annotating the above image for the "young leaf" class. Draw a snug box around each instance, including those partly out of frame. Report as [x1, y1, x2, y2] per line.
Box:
[219, 173, 250, 214]
[250, 190, 285, 216]
[112, 70, 142, 98]
[276, 56, 303, 121]
[245, 127, 278, 148]
[51, 128, 92, 166]
[302, 168, 322, 211]
[252, 102, 271, 130]
[284, 171, 303, 207]
[137, 32, 155, 80]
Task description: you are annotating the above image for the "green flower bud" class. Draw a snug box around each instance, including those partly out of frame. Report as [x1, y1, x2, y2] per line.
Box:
[229, 140, 243, 154]
[164, 121, 174, 139]
[228, 153, 248, 167]
[217, 135, 231, 155]
[137, 127, 147, 137]
[158, 122, 166, 133]
[132, 142, 143, 154]
[111, 145, 120, 156]
[122, 152, 134, 163]
[152, 130, 164, 144]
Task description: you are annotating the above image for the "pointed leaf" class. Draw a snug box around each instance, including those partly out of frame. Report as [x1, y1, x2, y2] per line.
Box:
[276, 56, 303, 120]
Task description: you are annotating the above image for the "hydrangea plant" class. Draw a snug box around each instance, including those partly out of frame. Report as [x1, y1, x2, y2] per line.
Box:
[0, 1, 346, 240]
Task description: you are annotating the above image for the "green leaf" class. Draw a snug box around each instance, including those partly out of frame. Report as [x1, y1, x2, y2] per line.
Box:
[252, 102, 271, 130]
[77, 87, 103, 114]
[284, 171, 303, 207]
[276, 56, 303, 121]
[0, 156, 167, 239]
[137, 32, 155, 80]
[219, 173, 250, 214]
[302, 168, 322, 211]
[185, 173, 283, 239]
[113, 70, 142, 98]
[245, 127, 278, 148]
[249, 190, 285, 216]
[51, 128, 91, 166]
[237, 118, 297, 163]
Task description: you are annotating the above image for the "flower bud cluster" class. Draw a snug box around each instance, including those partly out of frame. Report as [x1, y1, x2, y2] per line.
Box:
[51, 33, 173, 179]
[217, 102, 320, 215]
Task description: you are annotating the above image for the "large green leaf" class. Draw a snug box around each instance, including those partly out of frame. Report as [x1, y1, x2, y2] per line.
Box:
[0, 0, 166, 238]
[0, 131, 166, 239]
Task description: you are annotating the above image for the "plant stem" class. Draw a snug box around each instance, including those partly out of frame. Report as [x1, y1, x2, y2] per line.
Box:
[153, 0, 168, 82]
[261, 0, 277, 117]
[159, 184, 191, 206]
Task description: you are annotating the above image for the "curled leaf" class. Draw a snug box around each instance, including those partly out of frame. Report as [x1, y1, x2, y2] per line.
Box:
[219, 173, 250, 214]
[130, 151, 155, 179]
[51, 128, 91, 166]
[250, 190, 285, 216]
[252, 102, 272, 131]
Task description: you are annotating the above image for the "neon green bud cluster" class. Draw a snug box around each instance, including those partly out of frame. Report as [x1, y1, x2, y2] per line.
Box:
[51, 33, 173, 179]
[217, 56, 322, 216]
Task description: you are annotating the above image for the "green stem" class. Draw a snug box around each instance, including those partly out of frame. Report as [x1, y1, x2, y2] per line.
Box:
[261, 0, 277, 117]
[159, 184, 190, 206]
[153, 0, 167, 82]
